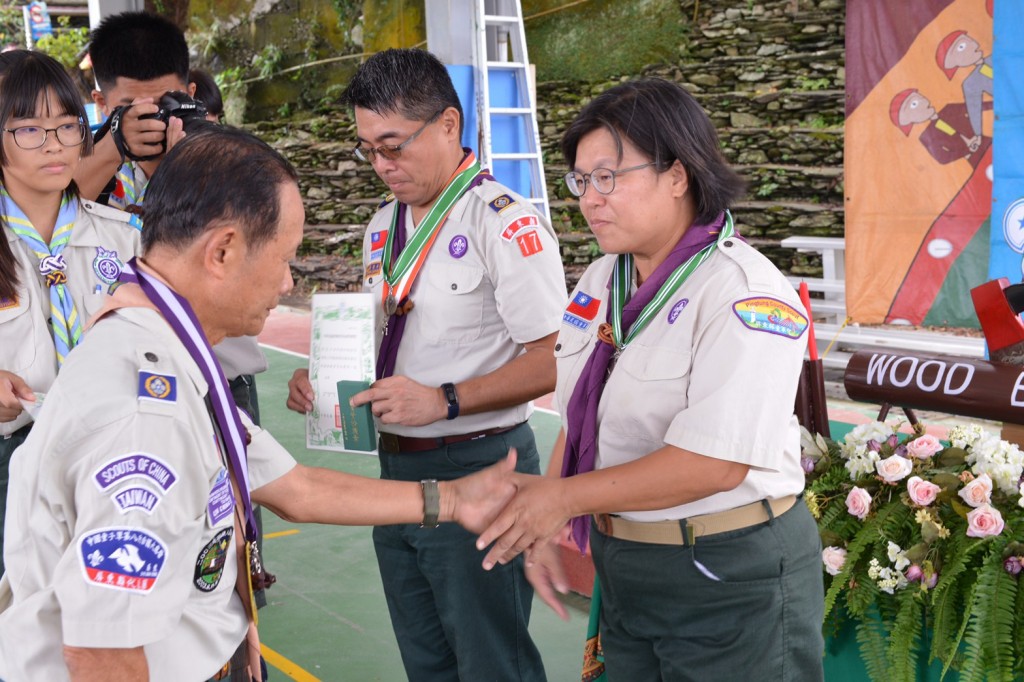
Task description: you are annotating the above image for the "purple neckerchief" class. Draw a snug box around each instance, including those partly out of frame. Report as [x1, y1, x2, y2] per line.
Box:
[375, 151, 493, 380]
[561, 211, 728, 552]
[119, 258, 258, 542]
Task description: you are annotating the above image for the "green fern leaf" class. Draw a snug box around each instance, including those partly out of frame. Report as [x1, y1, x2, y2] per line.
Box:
[855, 606, 891, 682]
[887, 589, 922, 682]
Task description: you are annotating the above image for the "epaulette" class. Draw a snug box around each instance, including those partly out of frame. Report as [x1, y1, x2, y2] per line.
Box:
[378, 193, 396, 209]
[81, 200, 143, 231]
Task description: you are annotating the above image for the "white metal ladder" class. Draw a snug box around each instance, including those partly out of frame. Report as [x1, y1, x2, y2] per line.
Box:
[472, 0, 550, 221]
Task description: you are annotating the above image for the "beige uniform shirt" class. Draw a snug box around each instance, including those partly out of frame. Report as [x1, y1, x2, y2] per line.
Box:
[554, 237, 808, 521]
[0, 306, 295, 681]
[362, 181, 567, 437]
[0, 200, 141, 435]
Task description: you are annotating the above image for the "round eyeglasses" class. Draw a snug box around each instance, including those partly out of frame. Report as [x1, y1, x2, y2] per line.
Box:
[353, 111, 443, 164]
[563, 162, 657, 197]
[3, 122, 87, 150]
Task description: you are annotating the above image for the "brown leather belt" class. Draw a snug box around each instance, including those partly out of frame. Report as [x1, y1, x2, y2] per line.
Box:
[594, 494, 798, 546]
[378, 423, 522, 454]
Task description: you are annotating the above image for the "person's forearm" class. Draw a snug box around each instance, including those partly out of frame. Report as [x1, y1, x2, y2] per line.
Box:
[545, 429, 566, 477]
[74, 137, 121, 200]
[64, 645, 147, 682]
[452, 332, 557, 416]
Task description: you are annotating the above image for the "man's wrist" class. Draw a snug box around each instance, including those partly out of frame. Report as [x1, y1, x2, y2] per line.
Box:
[441, 382, 459, 420]
[420, 479, 440, 528]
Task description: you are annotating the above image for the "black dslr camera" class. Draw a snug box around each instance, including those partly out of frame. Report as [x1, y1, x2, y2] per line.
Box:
[101, 90, 211, 163]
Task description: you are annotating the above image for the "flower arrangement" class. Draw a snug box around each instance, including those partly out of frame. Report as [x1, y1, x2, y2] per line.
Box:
[803, 421, 1024, 682]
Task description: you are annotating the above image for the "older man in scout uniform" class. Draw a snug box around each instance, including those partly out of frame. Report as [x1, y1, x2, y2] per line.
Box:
[287, 48, 566, 680]
[0, 126, 517, 682]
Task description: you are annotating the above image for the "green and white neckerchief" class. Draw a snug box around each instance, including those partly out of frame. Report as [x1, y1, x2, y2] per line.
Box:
[608, 211, 735, 350]
[379, 152, 481, 331]
[3, 189, 81, 365]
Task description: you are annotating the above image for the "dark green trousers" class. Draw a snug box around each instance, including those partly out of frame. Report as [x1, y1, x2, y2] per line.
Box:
[0, 424, 31, 577]
[590, 498, 825, 681]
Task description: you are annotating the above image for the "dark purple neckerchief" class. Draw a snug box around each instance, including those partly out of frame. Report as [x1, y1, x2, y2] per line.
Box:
[119, 258, 258, 543]
[375, 154, 494, 380]
[561, 211, 728, 552]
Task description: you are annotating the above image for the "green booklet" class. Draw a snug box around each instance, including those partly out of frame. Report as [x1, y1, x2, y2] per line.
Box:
[336, 380, 376, 452]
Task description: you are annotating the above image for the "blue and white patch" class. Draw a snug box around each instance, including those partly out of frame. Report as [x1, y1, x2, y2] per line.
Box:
[207, 468, 235, 527]
[138, 371, 177, 403]
[488, 194, 518, 214]
[92, 246, 124, 285]
[94, 452, 178, 493]
[79, 527, 168, 594]
[110, 485, 162, 515]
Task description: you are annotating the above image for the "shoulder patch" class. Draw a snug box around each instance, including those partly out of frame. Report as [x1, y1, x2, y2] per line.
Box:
[109, 484, 162, 515]
[206, 468, 235, 527]
[138, 371, 176, 403]
[194, 527, 233, 592]
[488, 193, 518, 214]
[94, 452, 179, 493]
[515, 229, 544, 257]
[79, 527, 168, 594]
[732, 297, 808, 340]
[563, 291, 601, 330]
[502, 214, 539, 241]
[378, 193, 396, 209]
[81, 200, 138, 227]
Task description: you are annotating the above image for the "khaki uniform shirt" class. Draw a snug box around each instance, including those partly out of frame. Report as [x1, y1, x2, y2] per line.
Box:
[362, 181, 567, 437]
[0, 201, 141, 435]
[554, 237, 808, 521]
[0, 306, 295, 681]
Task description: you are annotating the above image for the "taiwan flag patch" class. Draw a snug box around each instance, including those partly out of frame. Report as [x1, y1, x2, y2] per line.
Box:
[563, 291, 601, 330]
[370, 230, 388, 260]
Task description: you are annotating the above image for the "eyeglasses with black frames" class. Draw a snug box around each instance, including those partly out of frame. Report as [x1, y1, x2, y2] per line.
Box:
[3, 121, 87, 150]
[563, 162, 657, 197]
[353, 110, 444, 163]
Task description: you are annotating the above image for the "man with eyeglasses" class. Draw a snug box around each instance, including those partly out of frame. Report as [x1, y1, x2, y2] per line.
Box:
[287, 48, 566, 681]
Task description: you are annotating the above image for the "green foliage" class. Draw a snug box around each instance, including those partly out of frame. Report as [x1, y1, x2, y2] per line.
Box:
[0, 5, 22, 47]
[796, 76, 831, 91]
[34, 17, 88, 70]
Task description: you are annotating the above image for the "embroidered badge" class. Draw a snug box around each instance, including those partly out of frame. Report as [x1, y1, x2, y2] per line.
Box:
[365, 261, 382, 278]
[0, 295, 18, 311]
[138, 371, 177, 403]
[92, 246, 124, 285]
[667, 299, 690, 324]
[370, 230, 388, 261]
[79, 527, 167, 594]
[563, 291, 601, 330]
[732, 297, 809, 340]
[449, 235, 469, 259]
[110, 485, 161, 515]
[488, 194, 518, 214]
[94, 452, 178, 493]
[516, 230, 543, 257]
[501, 215, 538, 241]
[194, 527, 233, 592]
[207, 468, 235, 527]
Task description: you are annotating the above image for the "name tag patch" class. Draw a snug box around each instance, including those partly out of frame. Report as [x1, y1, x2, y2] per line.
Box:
[365, 261, 382, 279]
[563, 291, 601, 330]
[502, 215, 538, 241]
[0, 295, 18, 311]
[79, 527, 167, 594]
[207, 468, 235, 527]
[138, 371, 177, 403]
[732, 297, 808, 340]
[194, 527, 233, 592]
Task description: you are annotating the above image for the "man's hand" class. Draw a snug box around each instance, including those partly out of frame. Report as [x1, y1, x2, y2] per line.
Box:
[476, 473, 571, 569]
[117, 98, 167, 161]
[441, 449, 519, 533]
[351, 375, 447, 427]
[0, 370, 34, 423]
[286, 368, 314, 413]
[524, 538, 570, 620]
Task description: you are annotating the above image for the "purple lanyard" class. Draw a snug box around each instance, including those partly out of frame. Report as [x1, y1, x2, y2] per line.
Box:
[119, 258, 257, 542]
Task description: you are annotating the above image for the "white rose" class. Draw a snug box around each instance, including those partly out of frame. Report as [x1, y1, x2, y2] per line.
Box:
[821, 546, 847, 576]
[958, 473, 993, 508]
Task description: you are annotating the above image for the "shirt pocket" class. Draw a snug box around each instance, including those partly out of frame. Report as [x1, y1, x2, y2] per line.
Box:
[613, 345, 693, 439]
[0, 287, 40, 373]
[421, 264, 485, 344]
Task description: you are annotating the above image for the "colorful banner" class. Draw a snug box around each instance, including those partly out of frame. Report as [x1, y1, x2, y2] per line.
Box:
[845, 0, 993, 326]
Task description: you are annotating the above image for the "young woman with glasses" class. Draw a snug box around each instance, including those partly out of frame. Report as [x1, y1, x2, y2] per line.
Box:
[478, 78, 825, 680]
[0, 50, 141, 574]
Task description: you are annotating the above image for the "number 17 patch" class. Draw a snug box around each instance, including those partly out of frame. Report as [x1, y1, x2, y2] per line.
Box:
[516, 229, 544, 257]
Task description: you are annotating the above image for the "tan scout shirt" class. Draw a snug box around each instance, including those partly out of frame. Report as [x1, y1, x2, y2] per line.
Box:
[554, 237, 808, 521]
[362, 181, 567, 438]
[0, 306, 295, 681]
[0, 200, 141, 435]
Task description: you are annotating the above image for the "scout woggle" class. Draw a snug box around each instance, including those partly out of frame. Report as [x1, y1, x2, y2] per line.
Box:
[379, 152, 481, 334]
[597, 211, 736, 353]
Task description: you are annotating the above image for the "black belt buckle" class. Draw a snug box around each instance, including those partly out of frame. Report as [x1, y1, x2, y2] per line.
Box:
[379, 432, 401, 452]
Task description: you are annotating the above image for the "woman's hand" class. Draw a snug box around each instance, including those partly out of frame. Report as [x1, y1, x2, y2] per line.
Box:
[0, 370, 34, 422]
[476, 474, 572, 569]
[525, 536, 571, 620]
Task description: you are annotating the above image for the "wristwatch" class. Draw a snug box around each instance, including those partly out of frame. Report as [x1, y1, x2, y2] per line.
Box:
[441, 382, 459, 420]
[420, 479, 440, 528]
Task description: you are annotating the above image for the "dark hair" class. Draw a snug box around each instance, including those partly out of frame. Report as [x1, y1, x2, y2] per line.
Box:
[89, 12, 189, 91]
[189, 68, 223, 118]
[141, 126, 298, 255]
[560, 78, 745, 225]
[342, 48, 464, 136]
[0, 50, 93, 301]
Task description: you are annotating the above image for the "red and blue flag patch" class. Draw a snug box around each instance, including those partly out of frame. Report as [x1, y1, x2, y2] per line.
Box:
[563, 291, 601, 330]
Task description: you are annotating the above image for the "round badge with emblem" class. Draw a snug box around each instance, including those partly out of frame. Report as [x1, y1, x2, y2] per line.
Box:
[194, 527, 233, 592]
[667, 298, 689, 324]
[93, 247, 124, 285]
[448, 235, 468, 259]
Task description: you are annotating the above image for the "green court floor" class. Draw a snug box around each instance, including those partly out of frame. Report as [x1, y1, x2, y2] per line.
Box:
[255, 347, 585, 681]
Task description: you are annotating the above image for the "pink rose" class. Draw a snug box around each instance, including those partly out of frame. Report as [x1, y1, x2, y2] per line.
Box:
[846, 487, 872, 520]
[905, 564, 923, 582]
[907, 476, 940, 506]
[958, 473, 993, 508]
[907, 434, 943, 460]
[875, 454, 913, 483]
[966, 503, 1005, 538]
[821, 546, 847, 576]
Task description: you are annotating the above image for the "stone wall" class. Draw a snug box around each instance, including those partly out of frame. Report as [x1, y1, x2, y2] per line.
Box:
[261, 0, 845, 292]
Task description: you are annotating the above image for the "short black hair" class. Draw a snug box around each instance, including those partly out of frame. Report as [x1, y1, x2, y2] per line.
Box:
[141, 126, 299, 255]
[342, 48, 463, 136]
[89, 12, 189, 91]
[189, 68, 223, 118]
[561, 78, 745, 225]
[0, 50, 93, 301]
